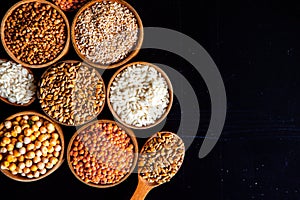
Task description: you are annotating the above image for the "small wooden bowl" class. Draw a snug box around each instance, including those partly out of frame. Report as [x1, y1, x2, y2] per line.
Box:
[0, 0, 70, 68]
[0, 111, 65, 182]
[67, 119, 139, 188]
[107, 61, 174, 130]
[71, 0, 144, 69]
[0, 59, 36, 106]
[37, 60, 106, 127]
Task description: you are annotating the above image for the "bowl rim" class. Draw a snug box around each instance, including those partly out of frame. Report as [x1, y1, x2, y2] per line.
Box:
[71, 0, 144, 69]
[0, 58, 36, 107]
[106, 61, 174, 130]
[0, 0, 70, 69]
[0, 110, 65, 182]
[37, 60, 106, 127]
[66, 119, 139, 188]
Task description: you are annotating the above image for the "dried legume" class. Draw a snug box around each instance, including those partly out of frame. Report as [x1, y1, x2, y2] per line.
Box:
[38, 61, 105, 126]
[0, 114, 63, 179]
[3, 1, 68, 65]
[52, 0, 89, 12]
[0, 60, 36, 105]
[74, 0, 139, 65]
[139, 132, 185, 185]
[69, 121, 136, 185]
[109, 63, 171, 127]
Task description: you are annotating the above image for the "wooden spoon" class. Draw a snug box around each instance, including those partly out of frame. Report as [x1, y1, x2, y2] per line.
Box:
[130, 131, 185, 200]
[0, 59, 36, 106]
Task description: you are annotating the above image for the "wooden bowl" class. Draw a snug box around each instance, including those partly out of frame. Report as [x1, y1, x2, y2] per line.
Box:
[37, 60, 106, 127]
[0, 0, 70, 68]
[71, 0, 144, 69]
[0, 111, 65, 182]
[107, 61, 174, 129]
[0, 59, 36, 106]
[67, 119, 139, 188]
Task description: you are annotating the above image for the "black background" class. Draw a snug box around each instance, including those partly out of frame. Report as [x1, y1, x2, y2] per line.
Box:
[1, 0, 300, 199]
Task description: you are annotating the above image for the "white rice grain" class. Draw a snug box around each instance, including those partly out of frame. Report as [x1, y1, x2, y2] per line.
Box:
[0, 60, 36, 105]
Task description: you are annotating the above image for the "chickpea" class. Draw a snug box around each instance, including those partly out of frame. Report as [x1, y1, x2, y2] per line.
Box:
[30, 165, 38, 172]
[18, 162, 25, 170]
[31, 116, 39, 121]
[14, 126, 22, 134]
[39, 126, 47, 134]
[7, 144, 14, 152]
[23, 116, 29, 120]
[40, 168, 47, 175]
[34, 171, 40, 178]
[23, 136, 31, 144]
[19, 147, 26, 155]
[18, 155, 25, 162]
[42, 140, 49, 147]
[27, 173, 34, 178]
[6, 155, 15, 162]
[33, 156, 41, 164]
[37, 162, 45, 170]
[35, 149, 42, 157]
[25, 159, 33, 168]
[34, 131, 41, 137]
[26, 151, 35, 159]
[46, 123, 55, 133]
[26, 143, 35, 151]
[18, 135, 24, 142]
[45, 162, 53, 169]
[30, 134, 36, 142]
[54, 144, 61, 152]
[2, 136, 11, 145]
[53, 151, 60, 157]
[13, 149, 21, 157]
[49, 138, 57, 146]
[9, 163, 17, 172]
[1, 147, 8, 154]
[42, 157, 49, 164]
[52, 133, 59, 140]
[11, 130, 18, 137]
[41, 146, 48, 155]
[32, 124, 39, 132]
[24, 128, 33, 137]
[4, 121, 12, 129]
[36, 121, 43, 127]
[50, 157, 58, 165]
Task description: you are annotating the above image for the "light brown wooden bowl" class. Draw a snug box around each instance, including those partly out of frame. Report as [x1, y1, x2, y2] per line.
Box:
[71, 0, 144, 69]
[107, 61, 174, 130]
[37, 60, 106, 127]
[0, 59, 36, 107]
[67, 119, 139, 188]
[0, 111, 65, 182]
[0, 0, 70, 69]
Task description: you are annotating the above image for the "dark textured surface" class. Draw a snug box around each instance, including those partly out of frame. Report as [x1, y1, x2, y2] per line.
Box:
[1, 0, 300, 199]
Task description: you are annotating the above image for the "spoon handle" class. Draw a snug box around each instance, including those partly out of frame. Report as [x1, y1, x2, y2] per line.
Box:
[130, 178, 154, 200]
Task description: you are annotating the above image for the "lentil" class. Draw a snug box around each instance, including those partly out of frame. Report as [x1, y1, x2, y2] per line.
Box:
[69, 121, 136, 185]
[38, 61, 105, 126]
[3, 1, 68, 65]
[74, 0, 139, 65]
[139, 132, 185, 185]
[52, 0, 89, 12]
[0, 113, 63, 179]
